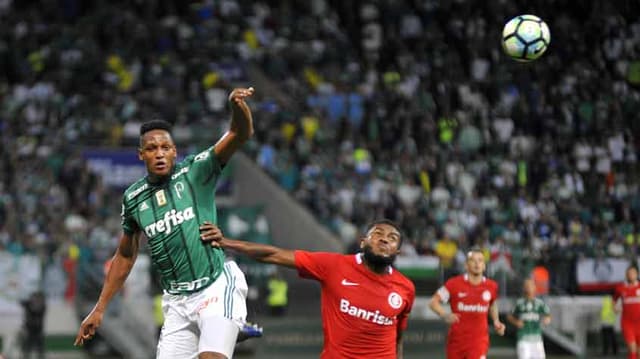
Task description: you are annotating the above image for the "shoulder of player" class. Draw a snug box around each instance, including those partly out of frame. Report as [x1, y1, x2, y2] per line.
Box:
[534, 297, 547, 305]
[443, 274, 463, 288]
[391, 270, 416, 292]
[182, 146, 217, 164]
[300, 250, 345, 263]
[123, 178, 150, 202]
[487, 278, 499, 288]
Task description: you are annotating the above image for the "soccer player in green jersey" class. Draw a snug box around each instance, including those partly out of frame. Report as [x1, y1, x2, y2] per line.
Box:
[75, 87, 255, 359]
[507, 278, 552, 359]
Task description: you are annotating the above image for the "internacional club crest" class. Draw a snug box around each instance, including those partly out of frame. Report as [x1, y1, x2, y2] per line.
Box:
[482, 290, 492, 302]
[388, 292, 403, 309]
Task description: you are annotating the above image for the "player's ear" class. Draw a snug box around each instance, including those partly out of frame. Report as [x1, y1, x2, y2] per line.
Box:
[138, 150, 144, 161]
[359, 236, 366, 249]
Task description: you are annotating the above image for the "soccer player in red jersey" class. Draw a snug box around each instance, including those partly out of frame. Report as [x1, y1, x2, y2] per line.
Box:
[614, 265, 640, 359]
[200, 219, 415, 359]
[429, 249, 506, 359]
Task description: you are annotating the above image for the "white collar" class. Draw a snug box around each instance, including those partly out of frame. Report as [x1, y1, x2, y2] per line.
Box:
[464, 273, 486, 282]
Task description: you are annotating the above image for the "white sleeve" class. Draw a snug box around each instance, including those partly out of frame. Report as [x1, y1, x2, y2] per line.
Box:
[437, 286, 450, 304]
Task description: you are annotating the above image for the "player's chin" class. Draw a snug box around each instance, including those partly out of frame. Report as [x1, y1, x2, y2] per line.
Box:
[151, 167, 170, 176]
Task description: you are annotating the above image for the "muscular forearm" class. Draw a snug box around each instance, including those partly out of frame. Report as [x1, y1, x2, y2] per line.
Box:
[429, 297, 446, 318]
[490, 302, 500, 323]
[229, 99, 253, 141]
[221, 238, 295, 267]
[95, 252, 135, 312]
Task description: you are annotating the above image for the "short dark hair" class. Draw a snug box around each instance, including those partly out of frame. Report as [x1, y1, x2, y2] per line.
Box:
[140, 119, 172, 137]
[365, 219, 403, 247]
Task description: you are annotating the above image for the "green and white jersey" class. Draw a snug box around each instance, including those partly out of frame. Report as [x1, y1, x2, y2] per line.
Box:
[121, 147, 225, 295]
[512, 297, 550, 342]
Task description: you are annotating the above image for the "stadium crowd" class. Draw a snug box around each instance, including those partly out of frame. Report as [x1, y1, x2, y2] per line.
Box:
[0, 0, 639, 300]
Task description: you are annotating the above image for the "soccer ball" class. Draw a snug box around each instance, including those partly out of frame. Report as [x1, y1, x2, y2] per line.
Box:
[502, 14, 550, 62]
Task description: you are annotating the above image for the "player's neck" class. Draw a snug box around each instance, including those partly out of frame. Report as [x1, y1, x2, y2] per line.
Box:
[525, 294, 535, 300]
[147, 170, 172, 185]
[364, 260, 390, 275]
[467, 273, 483, 285]
[628, 280, 639, 286]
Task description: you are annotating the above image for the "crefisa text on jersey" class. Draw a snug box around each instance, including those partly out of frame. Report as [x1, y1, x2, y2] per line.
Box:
[144, 207, 195, 237]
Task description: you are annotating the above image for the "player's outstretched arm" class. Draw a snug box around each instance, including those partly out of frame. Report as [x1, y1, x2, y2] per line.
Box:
[74, 232, 140, 346]
[223, 238, 295, 268]
[213, 87, 255, 166]
[199, 221, 295, 268]
[429, 293, 459, 324]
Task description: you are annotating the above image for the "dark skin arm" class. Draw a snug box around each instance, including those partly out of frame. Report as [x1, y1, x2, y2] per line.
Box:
[74, 232, 140, 346]
[213, 87, 255, 166]
[199, 221, 295, 267]
[396, 327, 404, 358]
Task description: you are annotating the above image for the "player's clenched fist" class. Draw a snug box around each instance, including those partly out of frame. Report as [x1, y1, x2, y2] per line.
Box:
[493, 320, 506, 336]
[228, 87, 254, 105]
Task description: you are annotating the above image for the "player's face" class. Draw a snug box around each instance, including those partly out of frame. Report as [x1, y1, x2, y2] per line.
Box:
[139, 130, 177, 177]
[627, 267, 638, 283]
[523, 279, 536, 297]
[361, 223, 401, 259]
[465, 252, 486, 276]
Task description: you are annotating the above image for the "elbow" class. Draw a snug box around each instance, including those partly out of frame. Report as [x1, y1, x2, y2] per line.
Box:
[428, 298, 438, 311]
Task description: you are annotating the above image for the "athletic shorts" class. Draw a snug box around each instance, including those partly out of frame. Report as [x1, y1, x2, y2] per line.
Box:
[622, 319, 640, 346]
[517, 340, 546, 359]
[446, 340, 488, 359]
[156, 260, 248, 359]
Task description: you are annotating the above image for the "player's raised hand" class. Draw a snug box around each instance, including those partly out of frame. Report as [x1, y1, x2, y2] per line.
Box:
[228, 87, 254, 107]
[74, 308, 104, 346]
[493, 320, 506, 336]
[200, 221, 223, 247]
[442, 313, 460, 324]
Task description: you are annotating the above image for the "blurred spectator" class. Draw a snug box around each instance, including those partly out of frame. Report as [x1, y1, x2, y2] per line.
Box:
[266, 271, 288, 317]
[20, 291, 46, 359]
[600, 293, 618, 356]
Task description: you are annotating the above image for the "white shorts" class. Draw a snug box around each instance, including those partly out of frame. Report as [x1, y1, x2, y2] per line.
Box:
[157, 260, 248, 359]
[517, 340, 546, 359]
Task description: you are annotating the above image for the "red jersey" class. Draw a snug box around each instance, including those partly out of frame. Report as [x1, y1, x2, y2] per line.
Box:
[294, 251, 415, 359]
[614, 282, 640, 322]
[437, 274, 498, 347]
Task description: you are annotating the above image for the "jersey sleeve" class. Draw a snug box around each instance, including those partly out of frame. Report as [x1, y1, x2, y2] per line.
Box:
[398, 283, 416, 330]
[541, 300, 551, 316]
[121, 200, 137, 236]
[511, 299, 522, 316]
[613, 285, 621, 303]
[183, 146, 222, 186]
[294, 251, 338, 282]
[437, 278, 454, 303]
